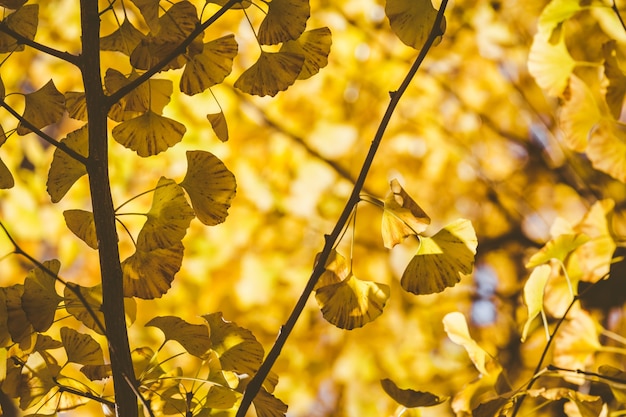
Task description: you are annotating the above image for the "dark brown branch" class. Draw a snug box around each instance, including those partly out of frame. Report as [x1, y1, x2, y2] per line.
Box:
[0, 23, 80, 65]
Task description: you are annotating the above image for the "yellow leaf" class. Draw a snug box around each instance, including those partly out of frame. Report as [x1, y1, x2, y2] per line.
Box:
[443, 312, 498, 376]
[313, 248, 348, 290]
[537, 0, 584, 38]
[60, 327, 104, 366]
[180, 150, 236, 226]
[558, 75, 604, 152]
[603, 41, 626, 119]
[112, 110, 186, 157]
[381, 178, 431, 249]
[521, 265, 551, 342]
[207, 0, 251, 8]
[528, 31, 576, 97]
[0, 0, 27, 8]
[17, 79, 65, 135]
[122, 242, 185, 299]
[401, 219, 477, 295]
[207, 111, 229, 142]
[22, 259, 62, 333]
[105, 69, 173, 119]
[385, 0, 442, 50]
[156, 0, 198, 42]
[315, 273, 390, 330]
[0, 4, 37, 53]
[0, 157, 13, 189]
[381, 378, 448, 408]
[130, 0, 160, 33]
[526, 233, 590, 268]
[181, 34, 238, 95]
[64, 91, 88, 121]
[100, 18, 145, 55]
[553, 309, 601, 384]
[252, 388, 288, 417]
[145, 316, 212, 358]
[63, 209, 98, 249]
[47, 125, 89, 203]
[588, 119, 626, 183]
[280, 27, 332, 80]
[205, 385, 238, 409]
[258, 0, 309, 45]
[5, 284, 34, 349]
[234, 51, 304, 97]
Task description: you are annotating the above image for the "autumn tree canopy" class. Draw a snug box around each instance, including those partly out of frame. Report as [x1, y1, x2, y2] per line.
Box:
[1, 0, 626, 417]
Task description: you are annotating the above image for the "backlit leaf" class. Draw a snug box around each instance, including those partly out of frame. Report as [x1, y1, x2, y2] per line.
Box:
[587, 119, 626, 183]
[574, 199, 616, 283]
[146, 316, 211, 358]
[47, 125, 88, 203]
[0, 4, 37, 53]
[385, 0, 441, 50]
[313, 248, 347, 290]
[258, 0, 309, 45]
[528, 31, 576, 97]
[112, 110, 186, 157]
[122, 242, 185, 299]
[521, 265, 551, 342]
[17, 79, 65, 135]
[22, 259, 62, 332]
[526, 233, 590, 268]
[537, 0, 584, 38]
[381, 378, 448, 408]
[0, 0, 27, 8]
[131, 0, 160, 33]
[0, 156, 13, 189]
[252, 387, 288, 417]
[603, 41, 626, 119]
[0, 290, 9, 347]
[558, 75, 604, 152]
[207, 111, 229, 142]
[5, 284, 35, 349]
[597, 365, 626, 403]
[63, 209, 98, 249]
[315, 274, 390, 330]
[401, 219, 477, 295]
[280, 27, 332, 80]
[443, 312, 495, 376]
[234, 51, 304, 97]
[207, 0, 251, 8]
[100, 18, 145, 55]
[382, 178, 430, 249]
[553, 309, 601, 383]
[60, 327, 105, 366]
[180, 150, 236, 226]
[204, 384, 238, 409]
[80, 364, 112, 381]
[180, 34, 238, 95]
[64, 91, 88, 121]
[105, 69, 173, 119]
[157, 0, 198, 42]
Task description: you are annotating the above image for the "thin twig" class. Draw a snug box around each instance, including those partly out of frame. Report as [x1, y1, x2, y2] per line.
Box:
[0, 23, 80, 65]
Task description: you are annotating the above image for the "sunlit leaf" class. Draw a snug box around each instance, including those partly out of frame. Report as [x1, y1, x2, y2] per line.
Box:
[207, 111, 229, 142]
[313, 248, 347, 290]
[0, 156, 13, 189]
[0, 4, 38, 53]
[80, 364, 112, 381]
[553, 309, 601, 383]
[5, 284, 35, 349]
[258, 0, 309, 45]
[105, 69, 173, 119]
[64, 91, 88, 121]
[60, 327, 105, 366]
[558, 75, 604, 152]
[528, 31, 576, 97]
[528, 388, 603, 417]
[234, 51, 304, 97]
[385, 0, 441, 50]
[315, 274, 390, 330]
[401, 219, 477, 295]
[146, 316, 212, 358]
[588, 119, 626, 183]
[112, 110, 186, 157]
[537, 0, 584, 38]
[131, 0, 160, 33]
[22, 259, 62, 332]
[521, 265, 551, 342]
[280, 27, 331, 80]
[443, 312, 496, 376]
[526, 233, 590, 268]
[18, 352, 60, 410]
[252, 387, 288, 417]
[203, 312, 264, 376]
[381, 378, 447, 408]
[381, 178, 430, 249]
[157, 0, 198, 42]
[122, 242, 185, 299]
[47, 125, 88, 203]
[204, 384, 238, 409]
[63, 209, 97, 249]
[603, 41, 626, 119]
[17, 79, 65, 135]
[132, 346, 166, 382]
[574, 199, 616, 283]
[100, 18, 145, 55]
[180, 34, 238, 95]
[180, 150, 236, 226]
[33, 334, 63, 351]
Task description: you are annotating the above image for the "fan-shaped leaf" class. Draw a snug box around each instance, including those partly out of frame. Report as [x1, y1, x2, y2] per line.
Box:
[381, 378, 447, 408]
[526, 233, 590, 268]
[258, 0, 309, 45]
[0, 157, 13, 189]
[252, 388, 288, 417]
[207, 111, 229, 142]
[558, 75, 604, 152]
[63, 209, 97, 249]
[131, 0, 160, 33]
[207, 0, 251, 8]
[122, 242, 184, 299]
[60, 327, 105, 366]
[157, 0, 198, 42]
[588, 119, 626, 183]
[146, 316, 212, 358]
[105, 69, 173, 119]
[553, 309, 601, 383]
[280, 27, 332, 80]
[17, 79, 65, 135]
[382, 178, 430, 249]
[47, 125, 88, 203]
[112, 110, 186, 157]
[315, 274, 390, 330]
[234, 51, 304, 97]
[0, 4, 37, 53]
[80, 364, 112, 381]
[0, 0, 27, 9]
[181, 34, 238, 95]
[521, 265, 551, 342]
[385, 0, 442, 50]
[597, 365, 626, 403]
[537, 0, 584, 38]
[205, 384, 239, 409]
[22, 259, 62, 332]
[64, 284, 106, 334]
[401, 219, 477, 295]
[528, 31, 576, 97]
[180, 150, 236, 226]
[603, 41, 626, 119]
[64, 91, 88, 121]
[5, 284, 35, 349]
[443, 312, 496, 376]
[100, 18, 145, 55]
[313, 248, 347, 290]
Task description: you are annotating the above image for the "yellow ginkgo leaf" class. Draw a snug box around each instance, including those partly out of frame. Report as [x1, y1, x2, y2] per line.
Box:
[385, 0, 441, 50]
[258, 0, 309, 45]
[537, 0, 584, 38]
[588, 120, 626, 183]
[207, 0, 251, 9]
[401, 219, 477, 295]
[5, 284, 35, 349]
[382, 178, 431, 249]
[112, 110, 186, 157]
[17, 79, 65, 135]
[64, 91, 88, 121]
[315, 273, 390, 330]
[525, 233, 590, 268]
[603, 41, 626, 119]
[252, 388, 288, 417]
[381, 379, 448, 408]
[136, 177, 195, 251]
[22, 259, 62, 333]
[0, 4, 37, 53]
[443, 312, 499, 376]
[0, 157, 13, 189]
[156, 0, 198, 42]
[131, 0, 160, 33]
[100, 18, 145, 55]
[528, 31, 576, 97]
[553, 309, 601, 383]
[180, 34, 238, 96]
[559, 75, 605, 152]
[122, 242, 185, 299]
[0, 0, 27, 9]
[60, 327, 105, 366]
[180, 150, 236, 226]
[105, 69, 173, 119]
[47, 125, 89, 203]
[521, 265, 551, 342]
[234, 51, 304, 97]
[63, 209, 98, 249]
[145, 316, 212, 358]
[280, 27, 332, 80]
[64, 283, 106, 334]
[313, 248, 348, 290]
[207, 111, 229, 142]
[205, 385, 238, 409]
[573, 199, 616, 282]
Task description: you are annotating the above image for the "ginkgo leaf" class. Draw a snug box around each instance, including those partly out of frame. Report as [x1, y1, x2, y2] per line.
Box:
[597, 365, 626, 404]
[207, 0, 251, 8]
[553, 309, 601, 383]
[136, 177, 195, 251]
[0, 75, 4, 100]
[603, 41, 626, 119]
[80, 364, 112, 381]
[0, 0, 27, 9]
[537, 0, 584, 38]
[382, 178, 430, 249]
[401, 219, 477, 295]
[280, 27, 332, 80]
[385, 0, 441, 50]
[22, 259, 62, 332]
[17, 79, 65, 135]
[5, 284, 35, 349]
[180, 150, 236, 226]
[443, 312, 497, 376]
[0, 156, 13, 189]
[63, 209, 97, 249]
[0, 4, 38, 53]
[64, 91, 88, 121]
[105, 69, 173, 119]
[526, 233, 590, 268]
[313, 248, 348, 290]
[252, 387, 288, 417]
[131, 0, 160, 33]
[381, 378, 447, 408]
[258, 0, 309, 45]
[146, 316, 212, 358]
[100, 18, 145, 55]
[47, 125, 88, 203]
[122, 242, 185, 299]
[234, 51, 304, 97]
[207, 111, 229, 142]
[521, 265, 551, 342]
[180, 34, 238, 96]
[112, 110, 186, 157]
[588, 119, 626, 183]
[0, 290, 9, 347]
[558, 75, 604, 152]
[204, 384, 238, 409]
[156, 0, 198, 42]
[60, 327, 105, 366]
[528, 31, 576, 97]
[315, 273, 390, 330]
[203, 312, 264, 376]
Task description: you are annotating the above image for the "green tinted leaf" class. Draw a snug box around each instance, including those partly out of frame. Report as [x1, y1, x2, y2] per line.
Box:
[146, 316, 212, 358]
[381, 378, 447, 408]
[60, 327, 105, 366]
[122, 242, 185, 299]
[258, 0, 309, 45]
[180, 34, 238, 96]
[100, 18, 145, 55]
[385, 0, 441, 50]
[47, 125, 88, 203]
[0, 4, 38, 53]
[22, 259, 62, 332]
[234, 51, 304, 97]
[207, 111, 229, 142]
[521, 265, 551, 342]
[280, 27, 332, 80]
[526, 233, 590, 268]
[17, 79, 65, 135]
[63, 209, 98, 249]
[112, 110, 186, 157]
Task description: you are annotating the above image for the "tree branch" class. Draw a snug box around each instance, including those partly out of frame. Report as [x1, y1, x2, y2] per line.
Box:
[0, 23, 80, 65]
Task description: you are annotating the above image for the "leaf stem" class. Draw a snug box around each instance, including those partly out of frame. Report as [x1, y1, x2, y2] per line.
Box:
[234, 2, 449, 415]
